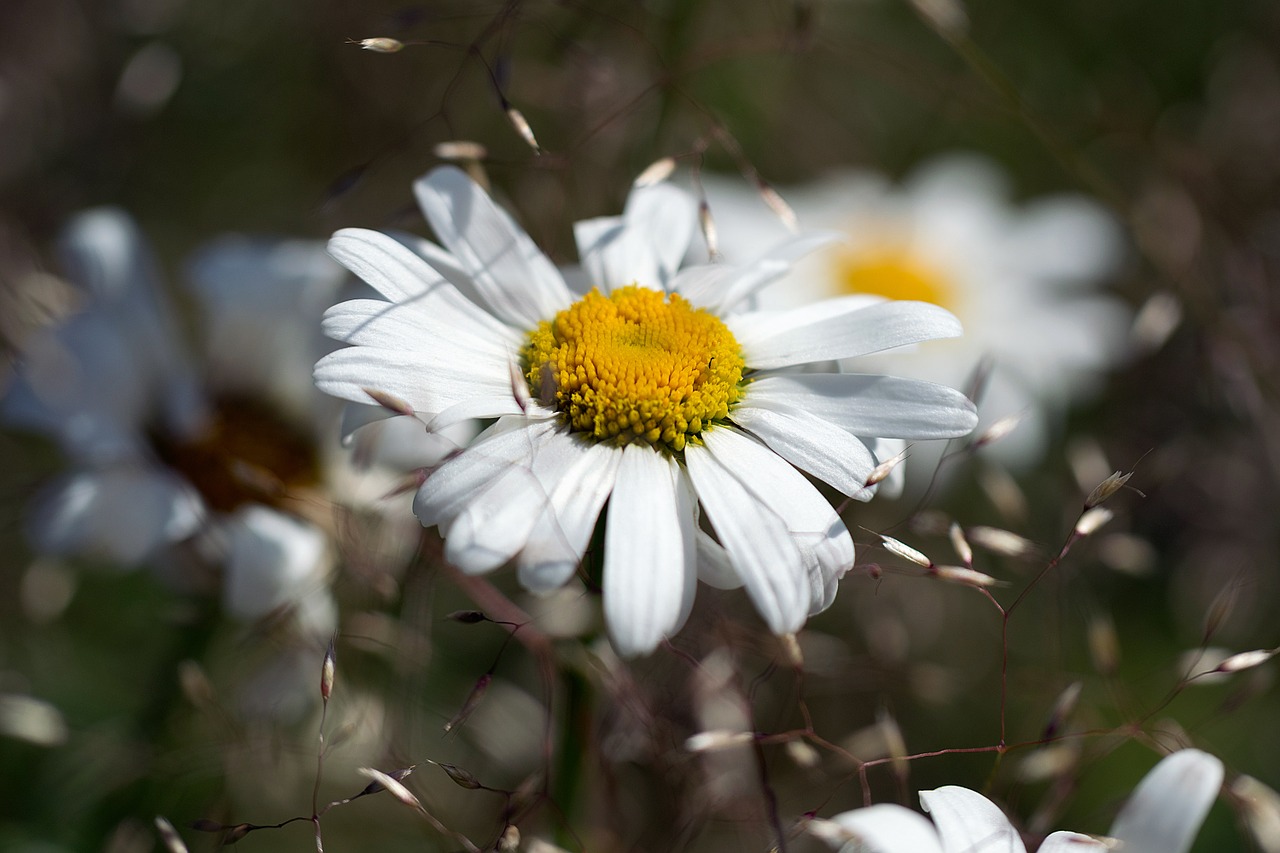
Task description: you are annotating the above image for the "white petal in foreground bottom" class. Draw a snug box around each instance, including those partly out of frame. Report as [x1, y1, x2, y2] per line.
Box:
[919, 786, 1028, 853]
[1107, 749, 1224, 853]
[603, 445, 695, 657]
[26, 466, 203, 567]
[829, 803, 946, 853]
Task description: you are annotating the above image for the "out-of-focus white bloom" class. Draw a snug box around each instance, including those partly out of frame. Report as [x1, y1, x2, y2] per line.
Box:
[2, 209, 401, 645]
[704, 155, 1129, 468]
[314, 167, 978, 656]
[812, 748, 1223, 853]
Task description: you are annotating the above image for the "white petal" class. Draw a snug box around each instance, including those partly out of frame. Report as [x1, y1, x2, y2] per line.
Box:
[313, 344, 512, 416]
[1107, 749, 1223, 853]
[26, 466, 203, 566]
[603, 445, 695, 657]
[322, 295, 520, 356]
[575, 183, 698, 292]
[327, 227, 454, 305]
[517, 441, 622, 592]
[695, 530, 743, 589]
[919, 786, 1028, 853]
[730, 403, 877, 498]
[1036, 832, 1107, 852]
[732, 299, 962, 369]
[685, 442, 808, 634]
[701, 427, 854, 615]
[746, 374, 977, 439]
[1003, 196, 1122, 285]
[713, 231, 845, 311]
[413, 418, 557, 527]
[222, 506, 330, 623]
[444, 464, 550, 574]
[414, 166, 572, 329]
[829, 804, 945, 853]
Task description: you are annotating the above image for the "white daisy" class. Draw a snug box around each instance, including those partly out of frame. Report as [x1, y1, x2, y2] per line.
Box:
[702, 155, 1129, 468]
[314, 167, 978, 657]
[810, 748, 1224, 853]
[3, 208, 352, 637]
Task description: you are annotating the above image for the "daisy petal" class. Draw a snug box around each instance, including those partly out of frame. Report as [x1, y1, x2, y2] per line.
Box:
[730, 403, 877, 498]
[413, 166, 573, 329]
[1107, 749, 1224, 853]
[829, 804, 946, 853]
[919, 786, 1028, 853]
[604, 445, 695, 657]
[1036, 832, 1107, 852]
[313, 344, 512, 416]
[413, 419, 557, 528]
[27, 466, 203, 567]
[746, 374, 977, 439]
[222, 506, 330, 625]
[685, 442, 808, 634]
[701, 427, 854, 615]
[328, 227, 456, 305]
[322, 296, 520, 358]
[518, 442, 622, 592]
[576, 183, 698, 292]
[695, 529, 742, 589]
[733, 299, 962, 369]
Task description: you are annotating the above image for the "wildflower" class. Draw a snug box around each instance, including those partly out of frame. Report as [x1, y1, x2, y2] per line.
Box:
[703, 155, 1128, 468]
[315, 167, 977, 656]
[2, 210, 421, 651]
[810, 748, 1223, 853]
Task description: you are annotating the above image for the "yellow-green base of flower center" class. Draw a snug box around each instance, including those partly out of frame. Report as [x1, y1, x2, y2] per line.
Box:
[523, 285, 744, 452]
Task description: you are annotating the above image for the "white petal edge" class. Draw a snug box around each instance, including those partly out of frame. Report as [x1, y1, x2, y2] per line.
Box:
[1036, 832, 1108, 852]
[413, 166, 572, 329]
[746, 374, 978, 440]
[730, 403, 877, 499]
[827, 804, 945, 853]
[517, 441, 622, 592]
[700, 427, 854, 615]
[919, 786, 1027, 853]
[732, 299, 963, 369]
[1107, 749, 1224, 853]
[685, 441, 808, 634]
[603, 445, 695, 657]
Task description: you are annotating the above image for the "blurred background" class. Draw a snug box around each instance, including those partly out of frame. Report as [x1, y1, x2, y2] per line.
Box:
[2, 0, 1280, 850]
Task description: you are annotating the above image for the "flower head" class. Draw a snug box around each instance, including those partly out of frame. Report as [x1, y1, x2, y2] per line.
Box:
[811, 748, 1223, 853]
[314, 167, 978, 656]
[3, 208, 355, 642]
[703, 155, 1129, 467]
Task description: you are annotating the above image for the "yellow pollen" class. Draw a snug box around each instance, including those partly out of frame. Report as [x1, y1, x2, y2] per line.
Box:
[523, 286, 744, 452]
[832, 246, 952, 307]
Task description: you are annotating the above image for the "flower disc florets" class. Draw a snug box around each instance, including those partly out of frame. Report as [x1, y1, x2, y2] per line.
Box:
[523, 285, 744, 452]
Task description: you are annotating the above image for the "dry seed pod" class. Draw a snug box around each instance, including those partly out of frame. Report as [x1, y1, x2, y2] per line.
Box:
[1086, 470, 1132, 508]
[154, 816, 189, 853]
[949, 522, 973, 567]
[354, 37, 405, 53]
[506, 107, 542, 154]
[1075, 507, 1114, 537]
[634, 157, 677, 187]
[967, 525, 1036, 557]
[932, 565, 998, 588]
[880, 534, 932, 567]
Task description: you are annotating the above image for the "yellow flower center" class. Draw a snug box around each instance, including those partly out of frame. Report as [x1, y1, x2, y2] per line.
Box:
[832, 246, 952, 307]
[523, 285, 744, 452]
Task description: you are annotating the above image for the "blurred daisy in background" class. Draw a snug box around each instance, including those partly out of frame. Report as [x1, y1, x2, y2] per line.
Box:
[2, 209, 422, 681]
[702, 154, 1129, 470]
[810, 748, 1223, 853]
[314, 166, 978, 657]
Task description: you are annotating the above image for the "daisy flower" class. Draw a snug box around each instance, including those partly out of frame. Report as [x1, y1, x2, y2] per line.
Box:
[809, 748, 1224, 853]
[4, 208, 353, 639]
[314, 167, 978, 656]
[702, 155, 1129, 468]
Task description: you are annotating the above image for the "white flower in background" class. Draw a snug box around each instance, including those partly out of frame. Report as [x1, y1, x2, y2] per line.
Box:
[313, 166, 978, 657]
[811, 748, 1223, 853]
[702, 155, 1128, 468]
[3, 209, 354, 639]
